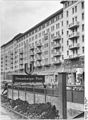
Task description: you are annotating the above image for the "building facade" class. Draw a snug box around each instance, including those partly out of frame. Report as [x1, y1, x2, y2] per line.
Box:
[1, 0, 84, 85]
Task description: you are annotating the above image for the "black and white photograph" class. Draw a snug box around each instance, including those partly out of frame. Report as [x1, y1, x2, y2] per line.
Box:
[0, 0, 86, 119]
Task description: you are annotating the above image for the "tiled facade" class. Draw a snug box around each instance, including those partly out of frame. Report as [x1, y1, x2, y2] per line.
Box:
[1, 0, 84, 85]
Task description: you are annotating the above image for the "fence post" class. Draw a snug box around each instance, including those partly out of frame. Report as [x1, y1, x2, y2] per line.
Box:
[57, 73, 67, 119]
[18, 86, 19, 99]
[72, 86, 73, 102]
[33, 85, 35, 104]
[25, 87, 27, 101]
[7, 84, 8, 98]
[12, 84, 13, 100]
[44, 85, 46, 103]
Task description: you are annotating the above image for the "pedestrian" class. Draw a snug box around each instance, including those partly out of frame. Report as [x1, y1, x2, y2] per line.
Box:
[2, 82, 8, 95]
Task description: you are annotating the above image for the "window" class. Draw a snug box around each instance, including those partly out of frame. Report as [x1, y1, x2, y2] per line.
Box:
[56, 23, 60, 29]
[75, 6, 77, 12]
[72, 8, 74, 14]
[62, 38, 63, 43]
[82, 13, 84, 20]
[51, 26, 54, 31]
[61, 21, 63, 26]
[72, 18, 74, 23]
[82, 2, 84, 9]
[51, 34, 54, 39]
[32, 36, 34, 40]
[67, 40, 69, 45]
[62, 29, 63, 35]
[82, 35, 84, 42]
[56, 15, 59, 21]
[51, 18, 54, 24]
[75, 16, 77, 22]
[62, 46, 63, 51]
[82, 47, 84, 53]
[42, 24, 45, 29]
[35, 34, 37, 39]
[42, 31, 45, 35]
[67, 20, 69, 25]
[67, 31, 69, 35]
[62, 55, 64, 60]
[32, 31, 34, 35]
[66, 11, 68, 17]
[76, 49, 78, 54]
[39, 32, 41, 37]
[46, 28, 49, 33]
[82, 24, 84, 31]
[67, 51, 69, 55]
[39, 26, 41, 31]
[61, 13, 63, 18]
[46, 21, 49, 26]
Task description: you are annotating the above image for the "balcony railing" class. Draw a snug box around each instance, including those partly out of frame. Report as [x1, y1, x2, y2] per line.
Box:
[53, 42, 61, 48]
[53, 51, 61, 57]
[68, 21, 79, 29]
[69, 32, 79, 39]
[69, 54, 80, 60]
[30, 45, 34, 50]
[35, 62, 42, 67]
[52, 58, 61, 64]
[36, 48, 42, 54]
[60, 0, 68, 4]
[30, 57, 34, 62]
[53, 35, 61, 41]
[36, 42, 42, 47]
[30, 51, 34, 56]
[69, 43, 80, 50]
[36, 56, 42, 61]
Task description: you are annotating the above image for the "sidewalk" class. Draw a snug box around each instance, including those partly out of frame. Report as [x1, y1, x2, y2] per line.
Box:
[0, 106, 11, 120]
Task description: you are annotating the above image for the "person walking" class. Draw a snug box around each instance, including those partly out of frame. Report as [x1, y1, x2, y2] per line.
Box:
[2, 82, 8, 95]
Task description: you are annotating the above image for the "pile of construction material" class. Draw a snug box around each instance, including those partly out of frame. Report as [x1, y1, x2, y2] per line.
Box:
[1, 95, 59, 119]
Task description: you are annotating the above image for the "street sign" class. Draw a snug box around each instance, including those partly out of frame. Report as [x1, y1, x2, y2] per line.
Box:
[12, 74, 45, 83]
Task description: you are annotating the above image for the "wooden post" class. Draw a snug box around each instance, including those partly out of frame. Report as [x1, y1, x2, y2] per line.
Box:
[57, 73, 67, 119]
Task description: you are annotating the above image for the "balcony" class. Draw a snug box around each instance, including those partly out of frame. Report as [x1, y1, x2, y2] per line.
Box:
[60, 0, 68, 4]
[19, 64, 23, 69]
[30, 51, 34, 56]
[19, 61, 23, 65]
[69, 32, 79, 39]
[68, 21, 79, 29]
[69, 54, 80, 60]
[36, 48, 42, 54]
[36, 42, 42, 47]
[52, 57, 61, 65]
[53, 51, 61, 57]
[53, 42, 61, 48]
[36, 56, 42, 61]
[69, 43, 80, 50]
[30, 45, 34, 50]
[35, 61, 42, 67]
[53, 35, 61, 41]
[30, 57, 34, 62]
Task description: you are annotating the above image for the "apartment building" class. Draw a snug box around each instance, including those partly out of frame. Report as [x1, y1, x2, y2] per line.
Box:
[1, 0, 84, 85]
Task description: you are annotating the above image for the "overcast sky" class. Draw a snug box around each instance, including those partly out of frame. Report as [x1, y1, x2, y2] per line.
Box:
[0, 0, 63, 46]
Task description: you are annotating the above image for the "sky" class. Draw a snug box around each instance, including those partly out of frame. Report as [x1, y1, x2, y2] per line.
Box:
[0, 0, 63, 46]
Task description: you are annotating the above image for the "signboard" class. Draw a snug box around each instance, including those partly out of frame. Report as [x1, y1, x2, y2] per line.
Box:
[76, 68, 83, 85]
[25, 63, 34, 75]
[12, 74, 45, 83]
